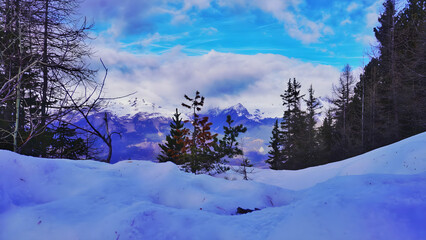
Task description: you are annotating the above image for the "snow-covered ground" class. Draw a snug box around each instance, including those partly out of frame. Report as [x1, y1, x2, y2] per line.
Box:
[1, 133, 425, 240]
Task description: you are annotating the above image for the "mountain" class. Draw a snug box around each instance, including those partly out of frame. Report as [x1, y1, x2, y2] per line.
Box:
[79, 104, 277, 165]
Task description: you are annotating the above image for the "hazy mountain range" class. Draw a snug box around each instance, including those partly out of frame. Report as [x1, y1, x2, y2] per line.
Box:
[79, 103, 277, 166]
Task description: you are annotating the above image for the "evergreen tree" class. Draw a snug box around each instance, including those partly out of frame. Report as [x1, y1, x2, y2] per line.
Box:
[181, 91, 218, 174]
[213, 114, 247, 173]
[216, 115, 247, 159]
[394, 0, 426, 138]
[331, 64, 355, 159]
[304, 85, 321, 166]
[280, 78, 307, 170]
[266, 119, 282, 169]
[178, 92, 248, 174]
[318, 109, 334, 163]
[47, 123, 89, 159]
[182, 116, 218, 174]
[374, 0, 400, 143]
[317, 0, 424, 163]
[237, 157, 253, 180]
[157, 108, 186, 164]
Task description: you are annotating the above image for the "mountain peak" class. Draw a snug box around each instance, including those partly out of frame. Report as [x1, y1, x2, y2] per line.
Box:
[231, 103, 247, 112]
[229, 103, 250, 117]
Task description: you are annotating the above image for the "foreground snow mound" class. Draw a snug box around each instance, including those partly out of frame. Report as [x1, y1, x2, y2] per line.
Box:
[244, 132, 426, 190]
[0, 132, 425, 240]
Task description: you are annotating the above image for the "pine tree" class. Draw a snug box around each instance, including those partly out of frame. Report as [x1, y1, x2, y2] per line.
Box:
[266, 119, 282, 169]
[182, 116, 218, 174]
[47, 123, 89, 159]
[304, 85, 321, 166]
[394, 0, 426, 138]
[331, 64, 355, 159]
[181, 91, 218, 174]
[280, 78, 306, 170]
[374, 0, 400, 143]
[237, 157, 253, 180]
[357, 58, 381, 152]
[318, 109, 334, 163]
[157, 108, 186, 164]
[216, 115, 247, 159]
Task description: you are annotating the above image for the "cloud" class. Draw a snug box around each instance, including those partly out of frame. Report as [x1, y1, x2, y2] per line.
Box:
[355, 34, 377, 46]
[218, 0, 333, 44]
[81, 0, 333, 45]
[346, 2, 360, 12]
[80, 0, 157, 36]
[183, 0, 212, 10]
[365, 0, 383, 28]
[340, 18, 352, 25]
[93, 46, 341, 118]
[201, 27, 219, 35]
[129, 33, 185, 48]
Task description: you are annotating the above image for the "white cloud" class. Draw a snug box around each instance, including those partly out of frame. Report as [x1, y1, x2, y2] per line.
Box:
[346, 2, 360, 12]
[139, 33, 184, 47]
[340, 18, 352, 25]
[355, 34, 377, 46]
[82, 0, 333, 45]
[365, 0, 383, 28]
[218, 0, 332, 44]
[201, 27, 218, 35]
[93, 46, 340, 118]
[183, 0, 211, 10]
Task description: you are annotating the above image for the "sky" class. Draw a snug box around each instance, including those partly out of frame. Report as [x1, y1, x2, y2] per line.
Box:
[77, 0, 389, 117]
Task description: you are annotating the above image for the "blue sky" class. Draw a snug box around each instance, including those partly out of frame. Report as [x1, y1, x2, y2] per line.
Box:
[78, 0, 388, 117]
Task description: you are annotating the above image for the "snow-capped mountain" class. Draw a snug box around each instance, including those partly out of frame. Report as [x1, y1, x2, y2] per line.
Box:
[82, 103, 277, 165]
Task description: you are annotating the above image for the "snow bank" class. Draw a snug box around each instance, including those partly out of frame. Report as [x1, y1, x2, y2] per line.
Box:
[0, 133, 425, 239]
[236, 132, 426, 190]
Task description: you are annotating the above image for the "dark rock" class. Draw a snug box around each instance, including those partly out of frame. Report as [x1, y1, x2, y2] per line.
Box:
[236, 207, 260, 214]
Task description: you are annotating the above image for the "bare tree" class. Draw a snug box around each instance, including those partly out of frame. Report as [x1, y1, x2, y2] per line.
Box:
[0, 0, 95, 154]
[332, 64, 355, 139]
[58, 59, 134, 163]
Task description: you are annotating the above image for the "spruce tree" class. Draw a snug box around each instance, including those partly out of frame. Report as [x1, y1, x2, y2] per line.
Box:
[304, 85, 321, 166]
[157, 108, 186, 164]
[216, 115, 247, 159]
[214, 114, 247, 173]
[331, 64, 355, 159]
[318, 109, 334, 163]
[266, 119, 283, 169]
[47, 123, 89, 160]
[394, 0, 426, 138]
[374, 0, 400, 144]
[237, 157, 253, 180]
[280, 78, 306, 170]
[181, 91, 218, 174]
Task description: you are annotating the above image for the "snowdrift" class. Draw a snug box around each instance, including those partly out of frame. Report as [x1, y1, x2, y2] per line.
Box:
[1, 132, 425, 240]
[242, 131, 426, 190]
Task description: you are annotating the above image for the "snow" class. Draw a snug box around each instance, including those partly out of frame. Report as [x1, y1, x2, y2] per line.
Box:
[1, 133, 426, 240]
[106, 97, 175, 119]
[235, 131, 426, 190]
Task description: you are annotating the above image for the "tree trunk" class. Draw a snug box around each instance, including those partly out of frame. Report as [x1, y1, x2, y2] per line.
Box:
[13, 72, 21, 153]
[41, 0, 49, 126]
[13, 0, 22, 153]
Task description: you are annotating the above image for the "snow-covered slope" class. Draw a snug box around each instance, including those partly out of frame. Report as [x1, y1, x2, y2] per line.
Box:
[1, 133, 425, 240]
[240, 131, 426, 190]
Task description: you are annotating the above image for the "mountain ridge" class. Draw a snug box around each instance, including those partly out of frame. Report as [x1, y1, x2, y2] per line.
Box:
[82, 103, 277, 165]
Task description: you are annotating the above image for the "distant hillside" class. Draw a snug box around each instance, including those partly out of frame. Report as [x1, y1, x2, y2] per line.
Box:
[78, 104, 277, 165]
